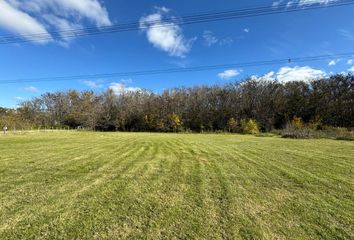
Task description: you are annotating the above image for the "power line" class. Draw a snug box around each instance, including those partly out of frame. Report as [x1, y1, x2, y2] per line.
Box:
[3, 0, 351, 43]
[1, 52, 353, 84]
[0, 0, 353, 44]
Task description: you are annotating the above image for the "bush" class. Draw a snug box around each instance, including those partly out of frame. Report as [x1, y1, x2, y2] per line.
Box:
[291, 116, 304, 129]
[321, 127, 354, 141]
[227, 117, 238, 133]
[270, 129, 282, 135]
[169, 113, 183, 132]
[308, 115, 322, 130]
[240, 119, 259, 135]
[281, 125, 354, 140]
[281, 117, 310, 138]
[281, 125, 312, 139]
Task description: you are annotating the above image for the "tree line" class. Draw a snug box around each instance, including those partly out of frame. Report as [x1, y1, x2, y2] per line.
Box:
[1, 74, 353, 132]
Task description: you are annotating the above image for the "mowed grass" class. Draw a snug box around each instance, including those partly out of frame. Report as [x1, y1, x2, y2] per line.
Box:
[0, 132, 353, 239]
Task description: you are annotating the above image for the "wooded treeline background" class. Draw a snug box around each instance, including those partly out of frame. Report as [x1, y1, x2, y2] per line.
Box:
[1, 74, 353, 132]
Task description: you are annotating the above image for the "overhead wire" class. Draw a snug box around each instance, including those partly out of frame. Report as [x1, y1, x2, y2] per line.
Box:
[0, 0, 353, 44]
[0, 52, 353, 84]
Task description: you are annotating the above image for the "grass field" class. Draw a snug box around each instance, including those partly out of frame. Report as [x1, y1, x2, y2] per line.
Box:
[0, 132, 353, 239]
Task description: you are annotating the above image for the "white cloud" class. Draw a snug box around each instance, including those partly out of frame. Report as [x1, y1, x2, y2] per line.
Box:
[24, 86, 39, 93]
[42, 14, 82, 44]
[154, 6, 170, 13]
[202, 30, 233, 47]
[120, 78, 133, 84]
[83, 80, 103, 88]
[14, 96, 25, 101]
[52, 0, 111, 27]
[273, 0, 338, 7]
[253, 66, 326, 83]
[219, 37, 233, 46]
[276, 66, 326, 82]
[0, 1, 52, 44]
[298, 0, 338, 6]
[203, 31, 218, 47]
[139, 7, 195, 57]
[109, 83, 141, 95]
[0, 0, 111, 44]
[244, 28, 250, 33]
[328, 59, 339, 66]
[251, 71, 276, 81]
[339, 29, 354, 42]
[348, 66, 354, 72]
[218, 69, 242, 80]
[263, 71, 276, 79]
[273, 0, 285, 7]
[7, 0, 111, 27]
[347, 59, 353, 65]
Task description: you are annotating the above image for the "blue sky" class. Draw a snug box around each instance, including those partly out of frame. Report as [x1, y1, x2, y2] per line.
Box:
[0, 0, 354, 107]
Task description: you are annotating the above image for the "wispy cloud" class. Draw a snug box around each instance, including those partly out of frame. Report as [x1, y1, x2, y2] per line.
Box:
[109, 82, 142, 95]
[347, 59, 353, 65]
[348, 66, 354, 72]
[298, 0, 338, 6]
[272, 0, 285, 7]
[24, 86, 39, 93]
[42, 14, 83, 46]
[218, 69, 242, 80]
[244, 28, 250, 33]
[8, 0, 111, 27]
[203, 31, 218, 47]
[120, 78, 133, 84]
[273, 0, 338, 8]
[14, 96, 25, 101]
[0, 0, 112, 45]
[83, 80, 104, 88]
[328, 59, 340, 66]
[203, 30, 233, 47]
[139, 6, 195, 58]
[339, 29, 354, 42]
[0, 1, 52, 44]
[251, 71, 276, 81]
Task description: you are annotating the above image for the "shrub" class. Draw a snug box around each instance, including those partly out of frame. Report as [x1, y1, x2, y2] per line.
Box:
[270, 129, 282, 135]
[281, 125, 354, 140]
[281, 124, 311, 139]
[291, 116, 304, 129]
[227, 117, 238, 133]
[309, 115, 322, 130]
[281, 117, 310, 138]
[240, 119, 259, 135]
[321, 127, 354, 141]
[169, 113, 183, 132]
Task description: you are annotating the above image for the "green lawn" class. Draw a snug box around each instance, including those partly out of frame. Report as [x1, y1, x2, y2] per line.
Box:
[0, 132, 353, 239]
